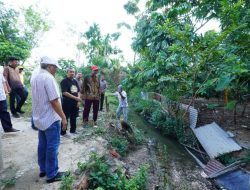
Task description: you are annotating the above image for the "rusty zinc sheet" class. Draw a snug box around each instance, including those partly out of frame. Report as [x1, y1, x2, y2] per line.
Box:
[193, 122, 242, 158]
[204, 159, 225, 176]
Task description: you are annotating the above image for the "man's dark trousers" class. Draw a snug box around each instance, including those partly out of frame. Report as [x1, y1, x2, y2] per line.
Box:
[9, 87, 28, 114]
[83, 99, 99, 122]
[100, 93, 105, 111]
[61, 99, 78, 135]
[0, 100, 12, 132]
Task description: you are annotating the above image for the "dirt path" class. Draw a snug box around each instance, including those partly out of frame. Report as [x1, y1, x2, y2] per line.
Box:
[0, 117, 107, 190]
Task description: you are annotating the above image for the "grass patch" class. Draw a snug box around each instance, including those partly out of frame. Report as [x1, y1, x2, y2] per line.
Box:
[59, 172, 75, 190]
[76, 153, 149, 190]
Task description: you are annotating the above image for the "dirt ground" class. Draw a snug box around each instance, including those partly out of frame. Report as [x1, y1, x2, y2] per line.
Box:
[0, 117, 107, 190]
[0, 112, 217, 190]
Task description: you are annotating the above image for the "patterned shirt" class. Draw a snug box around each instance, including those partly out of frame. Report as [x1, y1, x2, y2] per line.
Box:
[81, 75, 100, 100]
[31, 69, 61, 131]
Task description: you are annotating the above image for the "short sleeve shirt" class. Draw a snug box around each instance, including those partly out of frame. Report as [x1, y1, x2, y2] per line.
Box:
[0, 74, 6, 101]
[60, 78, 79, 103]
[31, 69, 61, 131]
[114, 91, 128, 107]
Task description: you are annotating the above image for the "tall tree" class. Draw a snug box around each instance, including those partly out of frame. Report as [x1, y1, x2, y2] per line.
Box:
[124, 0, 250, 102]
[0, 1, 50, 65]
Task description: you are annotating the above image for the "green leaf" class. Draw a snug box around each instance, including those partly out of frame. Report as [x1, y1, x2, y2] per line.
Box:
[215, 75, 234, 91]
[226, 100, 237, 110]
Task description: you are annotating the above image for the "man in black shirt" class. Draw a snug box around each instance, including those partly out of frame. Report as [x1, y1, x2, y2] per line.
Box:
[60, 68, 81, 135]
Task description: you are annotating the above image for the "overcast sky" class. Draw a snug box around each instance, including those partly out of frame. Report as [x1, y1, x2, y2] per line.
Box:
[3, 0, 137, 66]
[3, 0, 220, 67]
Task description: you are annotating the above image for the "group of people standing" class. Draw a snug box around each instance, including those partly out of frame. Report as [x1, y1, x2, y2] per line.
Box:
[0, 55, 128, 183]
[0, 57, 28, 133]
[60, 64, 108, 136]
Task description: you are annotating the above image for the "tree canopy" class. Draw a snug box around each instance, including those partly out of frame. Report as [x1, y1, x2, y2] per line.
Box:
[0, 1, 50, 65]
[124, 0, 250, 103]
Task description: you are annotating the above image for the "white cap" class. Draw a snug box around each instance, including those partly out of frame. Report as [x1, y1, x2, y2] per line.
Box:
[40, 56, 61, 69]
[118, 85, 122, 92]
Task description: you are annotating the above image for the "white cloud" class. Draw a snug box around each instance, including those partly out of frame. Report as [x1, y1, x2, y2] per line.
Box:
[3, 0, 136, 66]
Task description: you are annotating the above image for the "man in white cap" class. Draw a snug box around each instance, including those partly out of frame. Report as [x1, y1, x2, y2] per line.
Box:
[31, 56, 68, 183]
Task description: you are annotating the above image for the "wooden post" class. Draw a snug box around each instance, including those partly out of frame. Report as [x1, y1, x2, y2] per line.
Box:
[105, 96, 109, 112]
[0, 134, 3, 171]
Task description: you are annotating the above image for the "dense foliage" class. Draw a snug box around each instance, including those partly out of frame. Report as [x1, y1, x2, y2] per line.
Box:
[76, 153, 149, 190]
[123, 0, 250, 105]
[77, 24, 128, 88]
[0, 1, 50, 65]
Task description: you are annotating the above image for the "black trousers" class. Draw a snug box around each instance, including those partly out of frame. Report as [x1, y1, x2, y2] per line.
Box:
[61, 99, 78, 135]
[100, 93, 105, 111]
[0, 100, 12, 132]
[83, 99, 99, 122]
[9, 87, 28, 114]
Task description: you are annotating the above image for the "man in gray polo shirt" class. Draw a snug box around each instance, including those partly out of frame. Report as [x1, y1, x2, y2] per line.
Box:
[31, 56, 68, 183]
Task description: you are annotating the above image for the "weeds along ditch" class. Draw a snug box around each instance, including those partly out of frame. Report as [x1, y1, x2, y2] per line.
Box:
[59, 94, 152, 190]
[129, 88, 197, 147]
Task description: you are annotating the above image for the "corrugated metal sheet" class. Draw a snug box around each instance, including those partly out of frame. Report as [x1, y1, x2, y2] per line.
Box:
[181, 104, 198, 129]
[204, 159, 225, 175]
[193, 122, 242, 158]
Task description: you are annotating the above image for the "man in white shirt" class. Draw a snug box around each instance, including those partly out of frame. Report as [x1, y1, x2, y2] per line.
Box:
[0, 71, 19, 133]
[113, 85, 128, 122]
[31, 56, 67, 183]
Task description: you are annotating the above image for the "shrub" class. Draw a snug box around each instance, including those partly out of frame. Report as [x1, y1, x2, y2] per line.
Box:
[108, 137, 129, 156]
[77, 153, 149, 190]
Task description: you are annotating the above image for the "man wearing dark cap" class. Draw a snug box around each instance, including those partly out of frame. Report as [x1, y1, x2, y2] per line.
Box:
[3, 57, 28, 118]
[80, 65, 100, 127]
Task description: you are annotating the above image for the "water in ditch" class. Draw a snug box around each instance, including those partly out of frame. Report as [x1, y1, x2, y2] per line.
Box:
[129, 109, 216, 190]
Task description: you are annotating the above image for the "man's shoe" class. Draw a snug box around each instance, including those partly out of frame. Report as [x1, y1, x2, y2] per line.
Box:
[61, 133, 72, 139]
[12, 113, 20, 118]
[39, 172, 46, 177]
[93, 121, 98, 128]
[5, 128, 20, 133]
[82, 121, 89, 128]
[16, 110, 25, 114]
[46, 172, 69, 183]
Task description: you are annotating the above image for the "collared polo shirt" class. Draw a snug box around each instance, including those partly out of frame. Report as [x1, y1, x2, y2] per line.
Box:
[31, 69, 61, 131]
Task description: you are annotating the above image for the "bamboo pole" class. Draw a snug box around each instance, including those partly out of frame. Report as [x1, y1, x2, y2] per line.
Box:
[0, 134, 3, 171]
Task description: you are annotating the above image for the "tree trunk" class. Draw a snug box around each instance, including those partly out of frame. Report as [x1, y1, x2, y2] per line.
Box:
[224, 89, 229, 106]
[241, 102, 248, 117]
[233, 103, 237, 125]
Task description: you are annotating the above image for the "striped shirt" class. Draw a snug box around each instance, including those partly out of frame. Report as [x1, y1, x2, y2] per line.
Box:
[31, 69, 61, 131]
